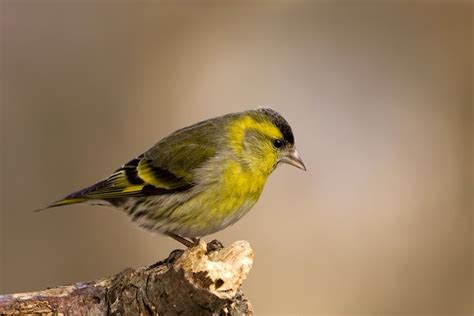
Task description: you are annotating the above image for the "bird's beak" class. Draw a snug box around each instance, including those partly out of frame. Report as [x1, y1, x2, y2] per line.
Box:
[280, 148, 306, 171]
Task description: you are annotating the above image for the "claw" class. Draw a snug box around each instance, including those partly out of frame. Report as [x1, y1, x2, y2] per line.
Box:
[207, 239, 224, 253]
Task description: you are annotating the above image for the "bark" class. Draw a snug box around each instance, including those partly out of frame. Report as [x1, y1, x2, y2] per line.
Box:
[0, 240, 254, 315]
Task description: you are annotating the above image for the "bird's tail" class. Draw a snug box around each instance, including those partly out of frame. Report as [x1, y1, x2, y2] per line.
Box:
[34, 195, 89, 212]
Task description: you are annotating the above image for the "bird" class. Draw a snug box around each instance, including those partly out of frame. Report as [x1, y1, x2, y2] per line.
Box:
[38, 107, 306, 247]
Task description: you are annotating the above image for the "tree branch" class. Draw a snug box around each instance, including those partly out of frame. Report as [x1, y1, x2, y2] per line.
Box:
[0, 240, 254, 315]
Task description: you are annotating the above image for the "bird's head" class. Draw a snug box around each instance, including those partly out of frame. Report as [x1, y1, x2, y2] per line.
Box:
[228, 107, 306, 175]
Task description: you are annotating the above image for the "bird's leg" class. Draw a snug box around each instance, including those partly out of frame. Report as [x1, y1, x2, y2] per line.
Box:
[167, 233, 195, 248]
[191, 237, 200, 246]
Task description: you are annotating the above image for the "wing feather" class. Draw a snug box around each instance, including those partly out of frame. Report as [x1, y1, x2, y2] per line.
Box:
[43, 117, 225, 209]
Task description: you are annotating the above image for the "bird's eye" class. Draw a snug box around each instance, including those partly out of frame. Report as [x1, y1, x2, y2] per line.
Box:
[273, 139, 283, 148]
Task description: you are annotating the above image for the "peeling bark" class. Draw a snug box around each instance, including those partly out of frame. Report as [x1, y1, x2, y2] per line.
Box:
[0, 240, 254, 315]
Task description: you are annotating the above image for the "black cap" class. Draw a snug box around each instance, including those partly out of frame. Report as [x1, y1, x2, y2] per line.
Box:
[257, 107, 295, 145]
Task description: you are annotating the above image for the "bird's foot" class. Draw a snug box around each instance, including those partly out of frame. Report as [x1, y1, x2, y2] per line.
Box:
[146, 248, 185, 270]
[165, 249, 185, 265]
[167, 234, 224, 253]
[145, 239, 224, 270]
[207, 239, 224, 253]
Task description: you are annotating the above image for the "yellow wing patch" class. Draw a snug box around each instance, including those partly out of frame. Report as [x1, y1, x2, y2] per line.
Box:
[137, 160, 172, 189]
[122, 185, 145, 193]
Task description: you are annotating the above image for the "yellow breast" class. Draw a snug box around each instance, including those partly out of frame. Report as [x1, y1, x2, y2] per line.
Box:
[221, 160, 268, 202]
[195, 159, 268, 233]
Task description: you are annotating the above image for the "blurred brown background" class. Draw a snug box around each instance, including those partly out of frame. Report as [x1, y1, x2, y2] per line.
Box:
[1, 1, 472, 315]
